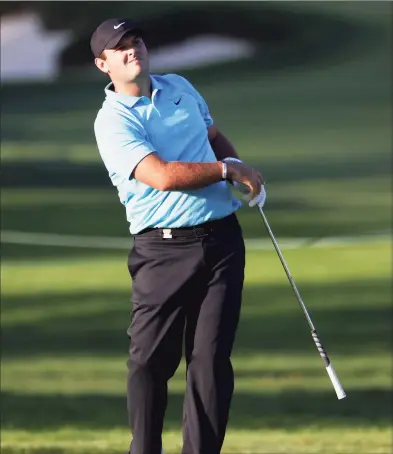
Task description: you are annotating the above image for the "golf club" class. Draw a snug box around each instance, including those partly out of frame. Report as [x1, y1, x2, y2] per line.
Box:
[257, 205, 346, 400]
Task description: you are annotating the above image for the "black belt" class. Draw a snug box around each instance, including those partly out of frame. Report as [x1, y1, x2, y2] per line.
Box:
[135, 214, 237, 239]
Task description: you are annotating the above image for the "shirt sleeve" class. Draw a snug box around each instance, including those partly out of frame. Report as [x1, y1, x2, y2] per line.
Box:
[94, 111, 155, 184]
[176, 75, 214, 128]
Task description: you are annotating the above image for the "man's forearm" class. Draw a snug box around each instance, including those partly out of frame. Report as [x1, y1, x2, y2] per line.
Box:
[162, 161, 224, 191]
[133, 152, 228, 191]
[210, 130, 241, 161]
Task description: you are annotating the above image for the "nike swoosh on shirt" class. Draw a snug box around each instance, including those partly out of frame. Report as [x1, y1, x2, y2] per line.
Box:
[114, 22, 125, 29]
[174, 96, 182, 105]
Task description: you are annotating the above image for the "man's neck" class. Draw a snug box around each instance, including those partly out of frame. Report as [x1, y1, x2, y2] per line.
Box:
[113, 75, 152, 98]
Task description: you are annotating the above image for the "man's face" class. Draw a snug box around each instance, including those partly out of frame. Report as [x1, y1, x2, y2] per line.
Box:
[95, 32, 149, 82]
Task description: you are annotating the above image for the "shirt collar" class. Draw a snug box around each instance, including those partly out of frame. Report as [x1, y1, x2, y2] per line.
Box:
[104, 75, 163, 108]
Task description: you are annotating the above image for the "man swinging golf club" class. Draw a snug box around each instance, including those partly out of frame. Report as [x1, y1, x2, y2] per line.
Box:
[91, 18, 266, 454]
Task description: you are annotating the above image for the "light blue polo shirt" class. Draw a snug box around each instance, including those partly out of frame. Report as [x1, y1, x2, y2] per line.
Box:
[94, 73, 242, 235]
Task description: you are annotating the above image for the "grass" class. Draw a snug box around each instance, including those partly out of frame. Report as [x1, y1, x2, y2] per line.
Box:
[1, 2, 392, 453]
[1, 242, 392, 453]
[1, 174, 391, 260]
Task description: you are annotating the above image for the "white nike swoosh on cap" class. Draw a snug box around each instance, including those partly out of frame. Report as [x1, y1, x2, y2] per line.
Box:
[114, 22, 125, 29]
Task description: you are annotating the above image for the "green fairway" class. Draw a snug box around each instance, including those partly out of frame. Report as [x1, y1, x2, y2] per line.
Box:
[1, 241, 392, 453]
[1, 2, 392, 453]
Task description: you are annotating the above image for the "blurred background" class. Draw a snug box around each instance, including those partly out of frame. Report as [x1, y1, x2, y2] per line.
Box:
[1, 2, 392, 453]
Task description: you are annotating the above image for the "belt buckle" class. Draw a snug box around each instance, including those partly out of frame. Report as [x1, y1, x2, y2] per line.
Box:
[162, 228, 173, 239]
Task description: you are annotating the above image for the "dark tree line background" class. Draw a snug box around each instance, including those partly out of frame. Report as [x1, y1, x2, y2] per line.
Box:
[1, 1, 362, 70]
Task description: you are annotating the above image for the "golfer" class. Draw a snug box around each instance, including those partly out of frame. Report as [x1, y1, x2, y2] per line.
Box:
[91, 18, 266, 454]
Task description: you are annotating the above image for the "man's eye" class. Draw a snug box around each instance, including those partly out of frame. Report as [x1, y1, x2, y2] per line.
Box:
[115, 38, 141, 52]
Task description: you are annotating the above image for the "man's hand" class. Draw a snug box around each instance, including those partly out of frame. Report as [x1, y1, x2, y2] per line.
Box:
[248, 185, 267, 208]
[226, 160, 264, 200]
[223, 157, 266, 208]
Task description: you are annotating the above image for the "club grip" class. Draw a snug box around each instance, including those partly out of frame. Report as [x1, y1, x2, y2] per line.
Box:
[311, 329, 330, 367]
[311, 330, 346, 400]
[326, 363, 346, 400]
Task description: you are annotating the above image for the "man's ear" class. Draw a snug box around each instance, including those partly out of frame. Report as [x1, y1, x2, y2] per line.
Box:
[95, 57, 109, 74]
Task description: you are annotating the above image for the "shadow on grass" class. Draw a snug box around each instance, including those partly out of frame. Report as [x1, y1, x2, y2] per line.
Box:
[2, 279, 391, 358]
[0, 244, 130, 262]
[1, 387, 391, 432]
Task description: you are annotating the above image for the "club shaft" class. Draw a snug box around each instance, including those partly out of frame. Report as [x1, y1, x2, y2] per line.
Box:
[257, 206, 315, 330]
[257, 206, 346, 400]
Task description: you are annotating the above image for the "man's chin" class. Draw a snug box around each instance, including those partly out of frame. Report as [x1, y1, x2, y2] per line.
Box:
[133, 67, 149, 79]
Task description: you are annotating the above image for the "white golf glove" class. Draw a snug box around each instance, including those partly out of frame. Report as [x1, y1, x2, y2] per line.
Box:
[223, 157, 267, 209]
[248, 185, 266, 208]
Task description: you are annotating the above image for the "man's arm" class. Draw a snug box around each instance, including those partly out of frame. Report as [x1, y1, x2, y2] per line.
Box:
[133, 153, 224, 191]
[208, 125, 241, 161]
[134, 153, 262, 199]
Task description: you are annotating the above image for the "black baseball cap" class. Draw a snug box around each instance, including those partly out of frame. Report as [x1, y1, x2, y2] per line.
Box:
[90, 18, 144, 58]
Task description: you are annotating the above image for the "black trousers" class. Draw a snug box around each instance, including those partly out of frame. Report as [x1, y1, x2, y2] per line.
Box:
[126, 214, 245, 454]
